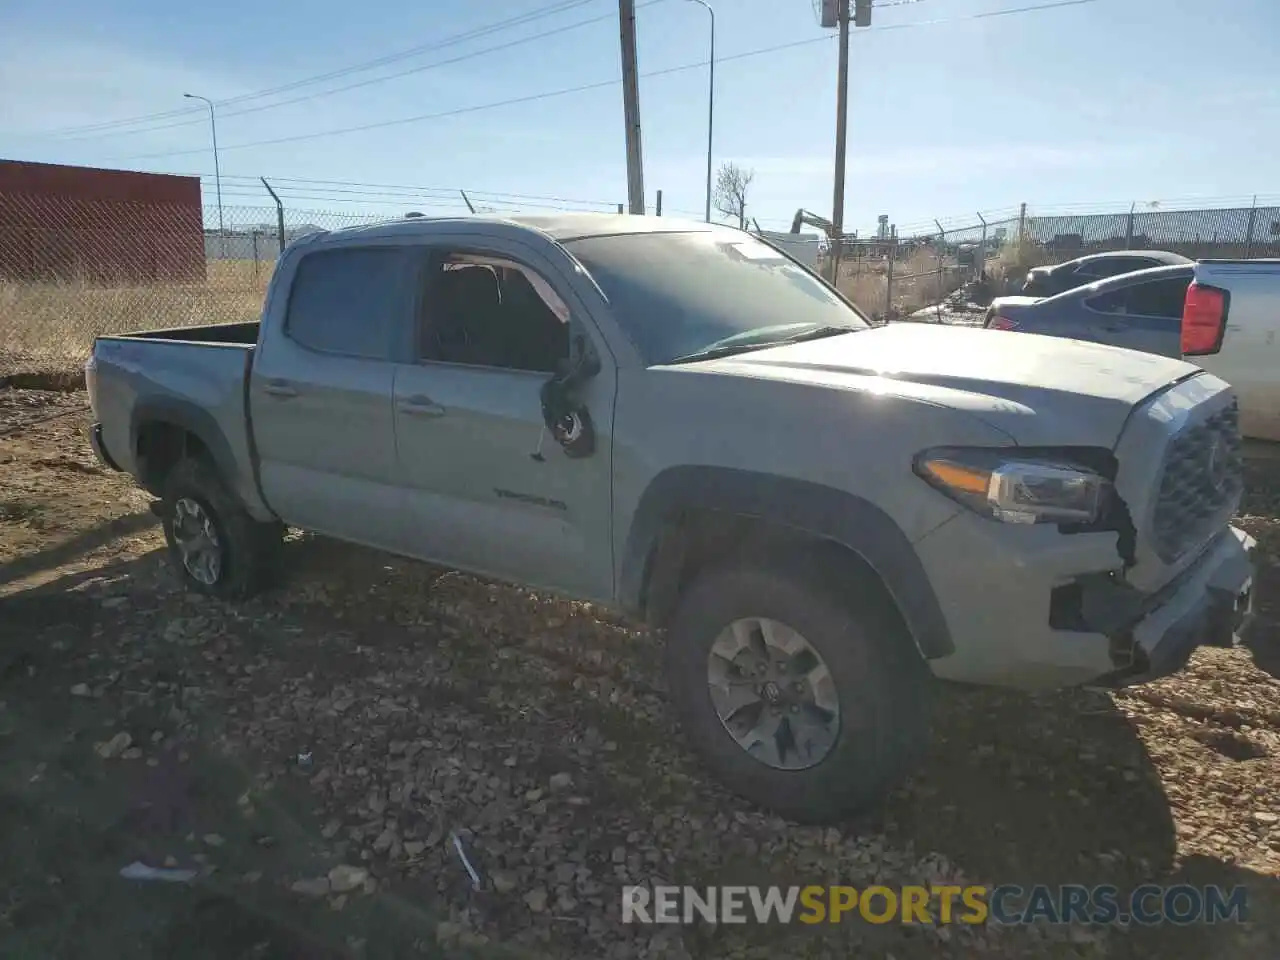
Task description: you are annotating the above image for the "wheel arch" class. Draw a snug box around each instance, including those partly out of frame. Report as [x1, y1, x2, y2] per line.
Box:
[130, 397, 239, 497]
[619, 466, 954, 659]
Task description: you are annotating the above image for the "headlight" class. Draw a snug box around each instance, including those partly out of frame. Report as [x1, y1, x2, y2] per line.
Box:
[914, 447, 1109, 525]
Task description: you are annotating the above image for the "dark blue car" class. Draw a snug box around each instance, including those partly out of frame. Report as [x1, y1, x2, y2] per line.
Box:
[984, 263, 1194, 358]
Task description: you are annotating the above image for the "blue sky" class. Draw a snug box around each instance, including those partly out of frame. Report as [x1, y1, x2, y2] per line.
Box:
[2, 0, 1277, 234]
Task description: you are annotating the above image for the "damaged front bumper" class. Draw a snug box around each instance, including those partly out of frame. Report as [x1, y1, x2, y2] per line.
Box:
[1092, 527, 1254, 687]
[917, 511, 1256, 691]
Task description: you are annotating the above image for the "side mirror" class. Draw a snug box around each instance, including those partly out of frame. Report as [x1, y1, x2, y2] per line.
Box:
[539, 332, 599, 459]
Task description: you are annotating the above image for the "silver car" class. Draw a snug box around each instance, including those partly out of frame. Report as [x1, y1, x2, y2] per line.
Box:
[984, 263, 1194, 358]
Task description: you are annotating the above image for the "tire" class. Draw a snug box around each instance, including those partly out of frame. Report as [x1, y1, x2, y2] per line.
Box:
[664, 554, 932, 824]
[161, 457, 283, 600]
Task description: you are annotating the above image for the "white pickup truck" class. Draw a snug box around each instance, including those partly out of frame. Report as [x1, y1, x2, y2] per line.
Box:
[1183, 259, 1280, 443]
[85, 213, 1257, 824]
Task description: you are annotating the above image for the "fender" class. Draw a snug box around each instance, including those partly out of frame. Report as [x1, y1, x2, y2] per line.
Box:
[619, 465, 954, 659]
[129, 396, 241, 495]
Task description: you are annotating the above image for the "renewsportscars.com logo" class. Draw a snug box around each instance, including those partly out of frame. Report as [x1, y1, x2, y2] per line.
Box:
[622, 884, 1249, 926]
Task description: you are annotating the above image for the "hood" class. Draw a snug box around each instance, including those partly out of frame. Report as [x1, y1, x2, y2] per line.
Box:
[697, 323, 1199, 446]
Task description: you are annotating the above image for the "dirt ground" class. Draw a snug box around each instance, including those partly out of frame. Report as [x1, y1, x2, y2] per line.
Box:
[3, 387, 1280, 960]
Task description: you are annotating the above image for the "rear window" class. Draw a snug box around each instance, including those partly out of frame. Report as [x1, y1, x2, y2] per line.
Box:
[1123, 276, 1190, 319]
[564, 230, 868, 365]
[285, 247, 409, 360]
[1083, 275, 1190, 319]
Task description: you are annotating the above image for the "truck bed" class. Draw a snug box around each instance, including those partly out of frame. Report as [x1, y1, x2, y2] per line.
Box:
[89, 324, 262, 509]
[115, 320, 260, 345]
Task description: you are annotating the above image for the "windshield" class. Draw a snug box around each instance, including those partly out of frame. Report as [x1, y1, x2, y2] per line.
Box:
[563, 229, 869, 365]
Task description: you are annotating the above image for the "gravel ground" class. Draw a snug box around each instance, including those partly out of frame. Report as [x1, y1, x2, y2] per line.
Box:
[2, 390, 1279, 959]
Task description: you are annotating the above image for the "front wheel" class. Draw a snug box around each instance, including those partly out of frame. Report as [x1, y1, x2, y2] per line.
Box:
[664, 557, 932, 824]
[161, 458, 283, 600]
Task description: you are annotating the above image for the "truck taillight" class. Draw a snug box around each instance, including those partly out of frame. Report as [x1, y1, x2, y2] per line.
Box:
[84, 353, 99, 415]
[989, 315, 1019, 331]
[1181, 282, 1227, 356]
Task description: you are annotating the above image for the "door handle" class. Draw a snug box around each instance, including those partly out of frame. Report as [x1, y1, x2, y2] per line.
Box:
[396, 395, 446, 418]
[263, 379, 298, 398]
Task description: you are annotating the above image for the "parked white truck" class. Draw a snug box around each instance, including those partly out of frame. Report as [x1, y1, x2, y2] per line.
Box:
[1182, 259, 1280, 443]
[86, 214, 1257, 824]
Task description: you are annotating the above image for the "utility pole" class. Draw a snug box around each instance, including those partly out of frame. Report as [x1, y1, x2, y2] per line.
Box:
[828, 2, 850, 284]
[824, 1, 871, 284]
[619, 0, 645, 215]
[685, 0, 715, 223]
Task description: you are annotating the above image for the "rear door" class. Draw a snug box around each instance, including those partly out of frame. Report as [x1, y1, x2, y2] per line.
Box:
[1081, 274, 1188, 357]
[250, 244, 415, 550]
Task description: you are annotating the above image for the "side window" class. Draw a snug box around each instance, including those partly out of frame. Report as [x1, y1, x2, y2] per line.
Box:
[418, 252, 570, 374]
[1123, 277, 1190, 319]
[1084, 288, 1128, 314]
[286, 248, 407, 360]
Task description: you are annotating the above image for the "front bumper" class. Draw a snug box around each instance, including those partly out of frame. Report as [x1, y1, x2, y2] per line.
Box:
[917, 510, 1255, 691]
[1095, 528, 1254, 687]
[88, 422, 122, 472]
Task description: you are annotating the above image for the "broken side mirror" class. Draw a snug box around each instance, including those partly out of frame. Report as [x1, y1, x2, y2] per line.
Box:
[539, 330, 599, 459]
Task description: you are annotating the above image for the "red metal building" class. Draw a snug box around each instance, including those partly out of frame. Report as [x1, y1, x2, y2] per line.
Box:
[0, 159, 205, 283]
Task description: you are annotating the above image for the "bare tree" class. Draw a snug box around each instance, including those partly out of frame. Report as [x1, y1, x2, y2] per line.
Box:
[713, 162, 755, 229]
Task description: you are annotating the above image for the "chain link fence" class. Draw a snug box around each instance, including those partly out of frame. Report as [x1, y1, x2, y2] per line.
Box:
[4, 187, 1279, 370]
[0, 197, 386, 369]
[823, 200, 1280, 320]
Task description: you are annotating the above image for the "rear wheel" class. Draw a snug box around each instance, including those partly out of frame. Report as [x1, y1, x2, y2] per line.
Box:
[161, 458, 283, 600]
[664, 555, 931, 824]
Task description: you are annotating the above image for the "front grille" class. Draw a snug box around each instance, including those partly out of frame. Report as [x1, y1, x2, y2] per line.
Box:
[1151, 400, 1243, 561]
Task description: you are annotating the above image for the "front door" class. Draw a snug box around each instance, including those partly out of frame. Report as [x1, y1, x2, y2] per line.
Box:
[391, 243, 616, 601]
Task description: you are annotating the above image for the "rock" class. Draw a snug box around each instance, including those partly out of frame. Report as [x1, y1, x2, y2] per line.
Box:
[524, 886, 549, 913]
[202, 833, 225, 848]
[1255, 812, 1279, 825]
[95, 732, 133, 759]
[291, 877, 331, 898]
[403, 841, 426, 858]
[373, 828, 396, 853]
[328, 865, 368, 893]
[549, 772, 573, 792]
[121, 748, 143, 760]
[70, 683, 91, 697]
[491, 870, 518, 894]
[436, 921, 463, 945]
[526, 788, 544, 802]
[330, 894, 348, 911]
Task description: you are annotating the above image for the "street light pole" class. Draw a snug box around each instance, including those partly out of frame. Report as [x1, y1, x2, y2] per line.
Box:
[184, 93, 224, 239]
[686, 0, 715, 223]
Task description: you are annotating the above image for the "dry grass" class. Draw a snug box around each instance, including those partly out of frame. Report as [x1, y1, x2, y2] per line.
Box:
[0, 260, 272, 365]
[832, 248, 964, 319]
[983, 235, 1057, 289]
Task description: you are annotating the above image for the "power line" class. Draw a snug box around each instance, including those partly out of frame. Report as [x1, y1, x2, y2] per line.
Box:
[183, 172, 629, 208]
[117, 0, 1106, 162]
[46, 0, 601, 139]
[63, 0, 644, 143]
